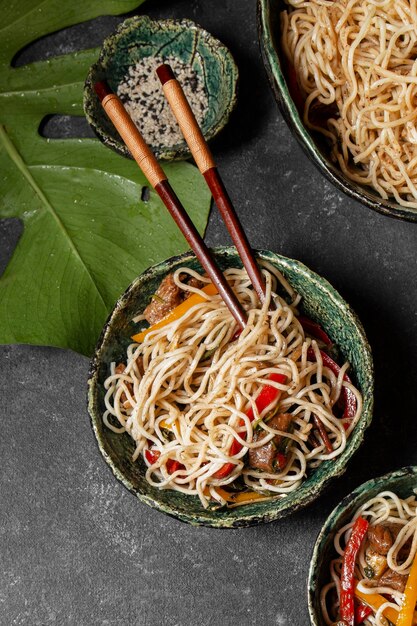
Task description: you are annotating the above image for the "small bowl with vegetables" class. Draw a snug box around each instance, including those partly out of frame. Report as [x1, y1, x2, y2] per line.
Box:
[87, 247, 373, 528]
[84, 15, 238, 161]
[308, 466, 417, 625]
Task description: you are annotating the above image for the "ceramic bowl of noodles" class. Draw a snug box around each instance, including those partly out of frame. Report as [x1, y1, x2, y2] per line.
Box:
[258, 0, 417, 222]
[84, 15, 238, 161]
[87, 247, 373, 528]
[308, 466, 417, 625]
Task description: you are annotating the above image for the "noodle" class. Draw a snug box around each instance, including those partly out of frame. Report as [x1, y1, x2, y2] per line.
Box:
[320, 490, 417, 625]
[281, 0, 417, 209]
[103, 264, 362, 509]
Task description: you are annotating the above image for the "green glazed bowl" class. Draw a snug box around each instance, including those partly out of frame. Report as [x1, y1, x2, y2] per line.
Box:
[257, 0, 417, 223]
[308, 466, 417, 624]
[87, 247, 373, 528]
[84, 16, 238, 161]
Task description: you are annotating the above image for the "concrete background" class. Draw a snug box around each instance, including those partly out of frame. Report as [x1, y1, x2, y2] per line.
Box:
[2, 0, 417, 624]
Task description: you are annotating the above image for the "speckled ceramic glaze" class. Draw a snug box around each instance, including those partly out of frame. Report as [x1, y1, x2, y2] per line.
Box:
[308, 466, 417, 625]
[257, 0, 417, 223]
[87, 247, 373, 528]
[84, 16, 238, 160]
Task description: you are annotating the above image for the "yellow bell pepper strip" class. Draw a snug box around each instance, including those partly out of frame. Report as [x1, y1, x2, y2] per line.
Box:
[132, 283, 218, 342]
[204, 487, 270, 505]
[354, 586, 399, 624]
[340, 516, 369, 626]
[397, 556, 417, 626]
[159, 418, 177, 430]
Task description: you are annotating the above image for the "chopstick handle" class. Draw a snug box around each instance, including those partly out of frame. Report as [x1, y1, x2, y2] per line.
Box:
[94, 81, 247, 330]
[156, 64, 216, 174]
[157, 65, 267, 304]
[95, 82, 166, 188]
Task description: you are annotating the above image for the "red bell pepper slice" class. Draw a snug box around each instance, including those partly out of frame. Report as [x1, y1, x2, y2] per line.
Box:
[307, 348, 357, 421]
[355, 602, 373, 624]
[213, 373, 287, 479]
[144, 449, 184, 474]
[144, 449, 160, 465]
[298, 316, 332, 346]
[340, 516, 369, 626]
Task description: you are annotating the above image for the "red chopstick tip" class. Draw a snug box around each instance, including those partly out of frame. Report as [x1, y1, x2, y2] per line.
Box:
[156, 64, 175, 85]
[94, 80, 112, 101]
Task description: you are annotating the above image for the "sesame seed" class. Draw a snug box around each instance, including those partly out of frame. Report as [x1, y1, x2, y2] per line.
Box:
[116, 55, 209, 149]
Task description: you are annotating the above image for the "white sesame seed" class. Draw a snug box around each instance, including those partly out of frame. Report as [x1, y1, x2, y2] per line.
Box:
[116, 55, 209, 149]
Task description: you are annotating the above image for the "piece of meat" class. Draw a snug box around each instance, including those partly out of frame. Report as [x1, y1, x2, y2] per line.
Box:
[248, 413, 293, 472]
[367, 524, 394, 555]
[385, 523, 413, 561]
[367, 522, 412, 563]
[378, 567, 408, 593]
[143, 274, 183, 325]
[184, 276, 205, 298]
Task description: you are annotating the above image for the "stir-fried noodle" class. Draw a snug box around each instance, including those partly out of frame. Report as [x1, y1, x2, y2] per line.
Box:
[321, 490, 417, 625]
[103, 264, 362, 508]
[281, 0, 417, 208]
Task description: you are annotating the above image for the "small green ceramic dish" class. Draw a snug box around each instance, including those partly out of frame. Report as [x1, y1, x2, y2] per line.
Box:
[308, 466, 417, 624]
[87, 247, 373, 528]
[257, 0, 417, 223]
[84, 16, 238, 161]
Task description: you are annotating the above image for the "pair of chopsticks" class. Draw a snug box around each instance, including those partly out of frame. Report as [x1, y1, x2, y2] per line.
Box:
[95, 64, 266, 329]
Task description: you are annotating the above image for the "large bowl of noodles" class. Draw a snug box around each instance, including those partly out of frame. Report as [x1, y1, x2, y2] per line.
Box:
[258, 0, 417, 222]
[308, 466, 417, 625]
[87, 247, 373, 527]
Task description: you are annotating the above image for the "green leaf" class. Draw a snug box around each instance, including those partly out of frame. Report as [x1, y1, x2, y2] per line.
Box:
[0, 1, 212, 356]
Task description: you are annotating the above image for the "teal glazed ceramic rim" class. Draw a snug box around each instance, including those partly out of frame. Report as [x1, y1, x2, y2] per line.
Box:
[87, 247, 373, 528]
[257, 0, 417, 223]
[308, 466, 417, 625]
[84, 15, 239, 161]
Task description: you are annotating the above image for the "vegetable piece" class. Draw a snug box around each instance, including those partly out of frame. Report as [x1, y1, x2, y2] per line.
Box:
[354, 587, 399, 624]
[340, 516, 369, 626]
[313, 414, 334, 454]
[213, 373, 287, 479]
[144, 449, 185, 474]
[307, 348, 357, 420]
[207, 487, 271, 505]
[298, 316, 332, 346]
[144, 449, 160, 465]
[397, 556, 417, 626]
[132, 283, 218, 342]
[355, 603, 373, 624]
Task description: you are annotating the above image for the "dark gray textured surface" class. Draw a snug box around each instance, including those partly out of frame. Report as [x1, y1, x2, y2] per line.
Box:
[2, 0, 417, 624]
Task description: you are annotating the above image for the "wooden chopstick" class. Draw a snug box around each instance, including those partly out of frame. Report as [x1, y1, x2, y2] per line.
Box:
[156, 64, 267, 305]
[94, 81, 247, 330]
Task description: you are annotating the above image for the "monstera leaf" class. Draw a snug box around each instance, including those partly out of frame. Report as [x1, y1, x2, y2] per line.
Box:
[0, 1, 212, 356]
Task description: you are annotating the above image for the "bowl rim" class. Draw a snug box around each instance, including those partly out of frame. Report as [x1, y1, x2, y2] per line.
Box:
[87, 246, 374, 528]
[307, 465, 417, 625]
[256, 0, 417, 223]
[83, 14, 239, 161]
